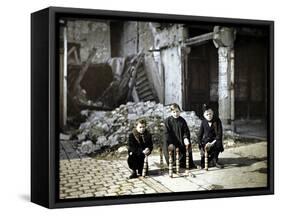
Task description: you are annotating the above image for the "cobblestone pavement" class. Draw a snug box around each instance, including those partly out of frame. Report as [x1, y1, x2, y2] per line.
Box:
[59, 142, 267, 199]
[59, 158, 171, 199]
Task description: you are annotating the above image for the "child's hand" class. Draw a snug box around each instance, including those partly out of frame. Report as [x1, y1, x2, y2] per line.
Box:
[184, 138, 190, 146]
[205, 142, 214, 151]
[143, 148, 150, 155]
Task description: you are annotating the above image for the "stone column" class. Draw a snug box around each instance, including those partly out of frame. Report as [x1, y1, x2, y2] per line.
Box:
[181, 46, 191, 110]
[213, 27, 236, 126]
[230, 49, 236, 131]
[218, 46, 231, 125]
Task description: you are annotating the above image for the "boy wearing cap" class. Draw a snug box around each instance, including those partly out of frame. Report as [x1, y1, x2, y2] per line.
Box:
[198, 104, 224, 169]
[127, 118, 153, 179]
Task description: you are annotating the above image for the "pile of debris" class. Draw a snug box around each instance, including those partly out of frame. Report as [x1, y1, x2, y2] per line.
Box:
[62, 101, 202, 155]
[61, 101, 244, 157]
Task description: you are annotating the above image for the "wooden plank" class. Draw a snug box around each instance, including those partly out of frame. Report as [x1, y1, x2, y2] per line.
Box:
[185, 32, 214, 46]
[141, 95, 155, 101]
[136, 76, 148, 86]
[126, 53, 144, 100]
[137, 85, 152, 95]
[139, 90, 154, 99]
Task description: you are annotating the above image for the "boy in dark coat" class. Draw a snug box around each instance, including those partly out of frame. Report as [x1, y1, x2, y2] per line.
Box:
[163, 103, 196, 169]
[198, 104, 224, 169]
[127, 118, 153, 179]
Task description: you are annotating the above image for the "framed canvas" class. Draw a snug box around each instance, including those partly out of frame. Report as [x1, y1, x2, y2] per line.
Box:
[31, 6, 274, 208]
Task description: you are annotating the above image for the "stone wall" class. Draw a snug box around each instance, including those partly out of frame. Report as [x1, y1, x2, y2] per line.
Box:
[67, 20, 111, 63]
[118, 22, 138, 57]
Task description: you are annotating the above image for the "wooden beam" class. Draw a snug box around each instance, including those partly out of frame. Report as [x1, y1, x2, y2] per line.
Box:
[185, 32, 214, 46]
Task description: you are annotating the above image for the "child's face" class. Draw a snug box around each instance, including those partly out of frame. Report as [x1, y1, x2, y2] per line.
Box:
[204, 109, 214, 121]
[136, 123, 146, 134]
[171, 108, 181, 118]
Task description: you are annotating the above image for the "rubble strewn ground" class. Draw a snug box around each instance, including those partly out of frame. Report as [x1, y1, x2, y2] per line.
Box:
[61, 101, 252, 158]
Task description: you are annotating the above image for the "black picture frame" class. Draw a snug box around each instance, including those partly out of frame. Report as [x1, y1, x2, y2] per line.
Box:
[31, 6, 274, 209]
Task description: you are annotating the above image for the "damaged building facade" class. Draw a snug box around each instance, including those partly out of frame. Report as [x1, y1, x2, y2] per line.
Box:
[59, 19, 269, 130]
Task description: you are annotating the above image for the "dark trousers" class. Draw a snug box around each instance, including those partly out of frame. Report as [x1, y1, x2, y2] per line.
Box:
[127, 154, 145, 174]
[200, 145, 220, 167]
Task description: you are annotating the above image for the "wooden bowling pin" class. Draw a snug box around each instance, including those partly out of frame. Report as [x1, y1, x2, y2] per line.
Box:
[186, 145, 189, 174]
[169, 150, 173, 178]
[205, 150, 208, 171]
[160, 145, 164, 173]
[142, 155, 148, 177]
[176, 147, 180, 175]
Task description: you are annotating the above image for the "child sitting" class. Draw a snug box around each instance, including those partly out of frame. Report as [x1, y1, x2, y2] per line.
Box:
[198, 104, 224, 169]
[163, 103, 196, 169]
[127, 118, 153, 178]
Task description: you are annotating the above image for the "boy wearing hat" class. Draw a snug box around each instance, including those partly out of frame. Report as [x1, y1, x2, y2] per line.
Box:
[127, 118, 153, 179]
[163, 103, 196, 169]
[198, 104, 224, 169]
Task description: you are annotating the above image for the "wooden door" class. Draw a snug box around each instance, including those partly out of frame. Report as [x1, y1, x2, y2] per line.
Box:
[184, 44, 210, 116]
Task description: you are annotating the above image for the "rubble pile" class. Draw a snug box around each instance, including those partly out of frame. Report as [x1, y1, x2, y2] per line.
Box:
[71, 101, 202, 155]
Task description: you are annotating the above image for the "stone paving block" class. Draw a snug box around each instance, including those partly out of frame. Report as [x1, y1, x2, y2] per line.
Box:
[64, 188, 78, 193]
[65, 195, 78, 199]
[60, 180, 67, 184]
[102, 183, 113, 188]
[90, 184, 103, 189]
[131, 191, 145, 195]
[104, 193, 118, 196]
[118, 191, 131, 195]
[108, 185, 121, 189]
[94, 191, 106, 197]
[107, 187, 121, 192]
[79, 180, 90, 185]
[70, 191, 84, 196]
[81, 183, 94, 187]
[80, 177, 92, 181]
[79, 193, 94, 198]
[60, 170, 68, 174]
[133, 181, 147, 186]
[64, 182, 78, 187]
[103, 177, 113, 182]
[80, 186, 90, 191]
[59, 186, 68, 191]
[95, 187, 107, 192]
[72, 175, 83, 179]
[144, 189, 157, 194]
[84, 188, 100, 194]
[116, 180, 128, 185]
[120, 186, 134, 190]
[60, 194, 67, 198]
[78, 171, 89, 175]
[68, 178, 80, 183]
[94, 181, 104, 185]
[131, 187, 145, 193]
[121, 182, 134, 187]
[71, 185, 82, 189]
